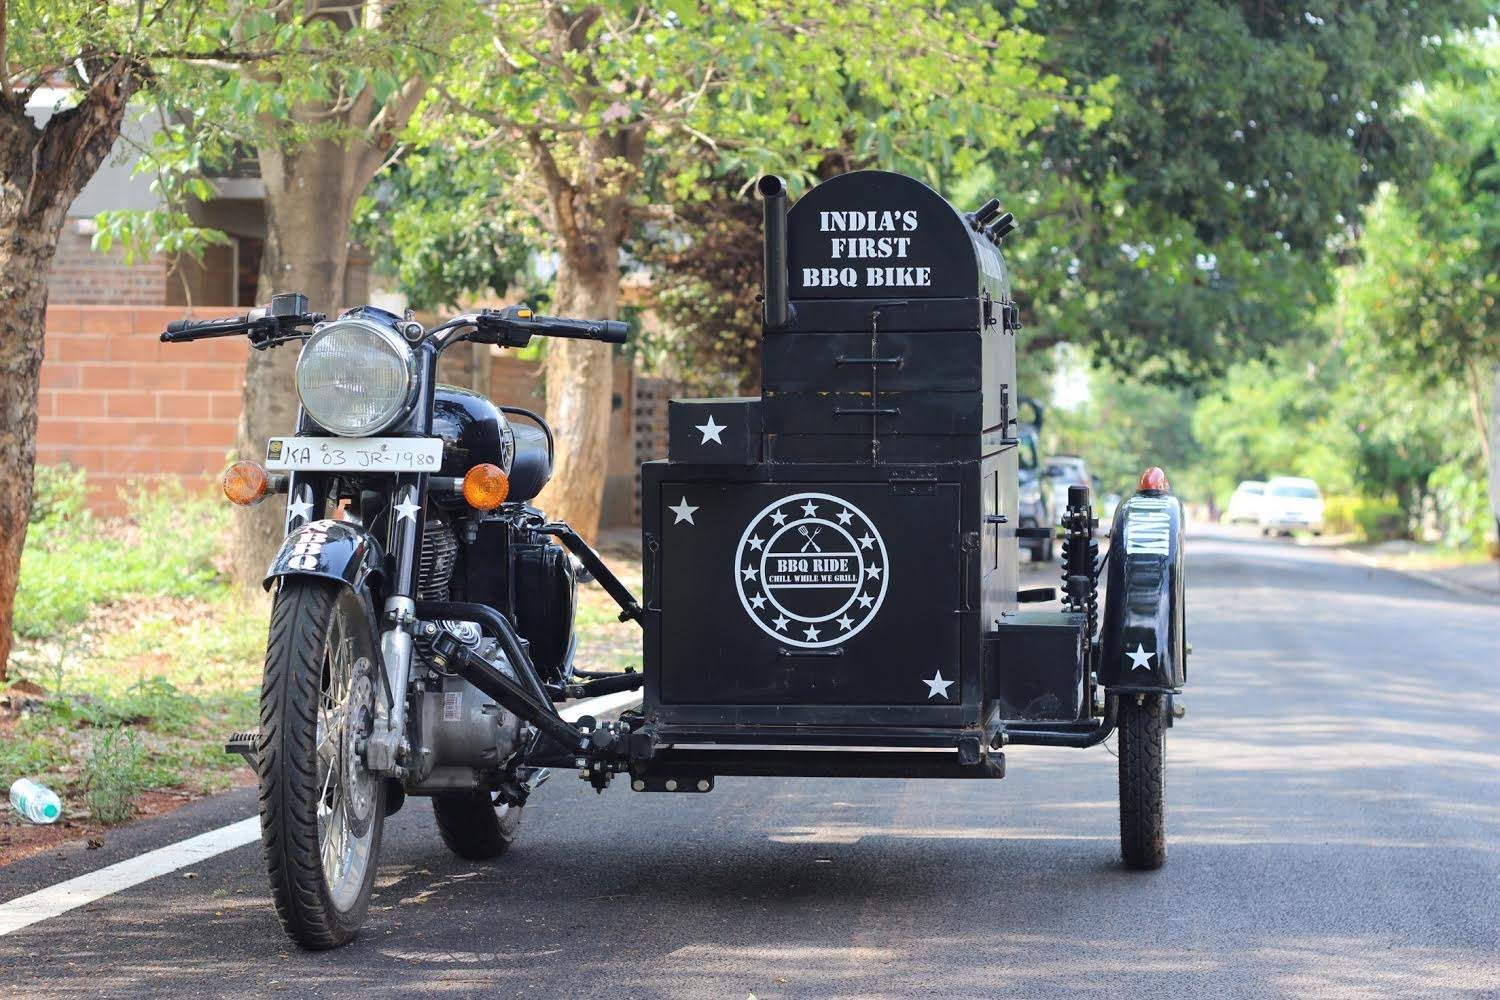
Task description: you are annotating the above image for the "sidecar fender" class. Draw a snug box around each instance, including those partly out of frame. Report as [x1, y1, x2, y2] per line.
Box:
[264, 518, 385, 602]
[1097, 492, 1186, 692]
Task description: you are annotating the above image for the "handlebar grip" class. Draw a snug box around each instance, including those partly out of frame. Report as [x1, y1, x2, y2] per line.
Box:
[594, 320, 628, 344]
[159, 315, 251, 343]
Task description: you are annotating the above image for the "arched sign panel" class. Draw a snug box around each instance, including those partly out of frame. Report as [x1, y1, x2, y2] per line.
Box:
[786, 170, 980, 300]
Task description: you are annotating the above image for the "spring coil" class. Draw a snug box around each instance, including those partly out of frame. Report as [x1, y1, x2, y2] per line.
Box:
[1059, 495, 1100, 642]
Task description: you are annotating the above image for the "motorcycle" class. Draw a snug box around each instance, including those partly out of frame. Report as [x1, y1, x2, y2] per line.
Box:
[160, 293, 643, 949]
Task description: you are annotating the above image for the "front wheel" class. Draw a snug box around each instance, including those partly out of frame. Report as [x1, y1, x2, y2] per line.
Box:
[1117, 693, 1167, 870]
[257, 579, 386, 949]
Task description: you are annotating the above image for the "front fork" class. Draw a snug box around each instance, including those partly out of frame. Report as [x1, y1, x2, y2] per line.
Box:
[366, 472, 427, 775]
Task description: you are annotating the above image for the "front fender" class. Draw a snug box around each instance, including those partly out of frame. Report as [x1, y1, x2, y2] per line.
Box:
[1098, 492, 1186, 691]
[264, 518, 385, 596]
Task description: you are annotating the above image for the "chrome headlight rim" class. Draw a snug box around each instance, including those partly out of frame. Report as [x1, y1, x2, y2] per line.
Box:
[295, 317, 419, 438]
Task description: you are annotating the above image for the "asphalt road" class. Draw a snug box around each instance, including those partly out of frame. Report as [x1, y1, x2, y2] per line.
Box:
[2, 527, 1496, 999]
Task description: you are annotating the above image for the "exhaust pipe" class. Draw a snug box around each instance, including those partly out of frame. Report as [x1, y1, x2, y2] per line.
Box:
[757, 174, 792, 330]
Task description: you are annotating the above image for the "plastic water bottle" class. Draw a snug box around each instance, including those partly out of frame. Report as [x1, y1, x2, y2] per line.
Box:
[9, 778, 62, 824]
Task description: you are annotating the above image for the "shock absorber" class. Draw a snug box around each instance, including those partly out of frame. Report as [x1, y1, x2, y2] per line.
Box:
[1060, 484, 1100, 642]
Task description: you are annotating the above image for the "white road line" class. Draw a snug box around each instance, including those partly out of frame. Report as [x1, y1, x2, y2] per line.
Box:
[0, 818, 261, 936]
[0, 691, 641, 937]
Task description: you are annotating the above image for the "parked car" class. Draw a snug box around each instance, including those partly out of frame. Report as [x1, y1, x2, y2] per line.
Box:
[1259, 477, 1325, 535]
[1018, 424, 1053, 561]
[1224, 480, 1267, 524]
[1046, 455, 1091, 525]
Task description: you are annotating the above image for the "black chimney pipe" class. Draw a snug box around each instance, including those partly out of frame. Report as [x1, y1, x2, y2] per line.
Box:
[757, 174, 792, 330]
[970, 198, 1002, 228]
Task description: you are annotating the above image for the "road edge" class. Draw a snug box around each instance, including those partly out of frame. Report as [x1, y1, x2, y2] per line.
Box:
[1334, 547, 1499, 600]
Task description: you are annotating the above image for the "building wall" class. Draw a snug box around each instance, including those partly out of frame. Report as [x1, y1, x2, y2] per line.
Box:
[37, 305, 246, 514]
[46, 227, 168, 306]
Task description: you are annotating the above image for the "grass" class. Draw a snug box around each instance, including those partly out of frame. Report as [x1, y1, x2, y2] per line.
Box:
[4, 468, 265, 827]
[5, 467, 641, 831]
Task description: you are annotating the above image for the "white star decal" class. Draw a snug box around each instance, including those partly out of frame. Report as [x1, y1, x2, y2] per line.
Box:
[772, 615, 790, 632]
[857, 594, 874, 609]
[836, 614, 854, 630]
[669, 497, 698, 525]
[803, 625, 821, 642]
[741, 565, 758, 581]
[800, 500, 819, 517]
[750, 594, 767, 610]
[858, 533, 875, 549]
[748, 535, 764, 551]
[770, 510, 788, 526]
[1126, 643, 1155, 671]
[836, 509, 854, 525]
[923, 670, 955, 700]
[695, 415, 726, 445]
[394, 497, 421, 523]
[864, 564, 882, 580]
[287, 497, 313, 522]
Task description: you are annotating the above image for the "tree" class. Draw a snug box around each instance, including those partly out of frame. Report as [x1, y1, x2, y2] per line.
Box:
[997, 0, 1490, 381]
[427, 0, 1096, 539]
[101, 2, 464, 583]
[0, 2, 172, 680]
[353, 147, 536, 312]
[0, 2, 468, 676]
[1338, 40, 1499, 529]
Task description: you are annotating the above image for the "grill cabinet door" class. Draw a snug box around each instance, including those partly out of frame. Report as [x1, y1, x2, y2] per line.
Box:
[657, 482, 962, 706]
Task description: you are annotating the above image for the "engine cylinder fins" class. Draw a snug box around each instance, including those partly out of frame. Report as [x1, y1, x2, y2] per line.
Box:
[417, 517, 459, 600]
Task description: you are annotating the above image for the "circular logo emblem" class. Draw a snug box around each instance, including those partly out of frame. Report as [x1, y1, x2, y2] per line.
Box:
[734, 492, 889, 648]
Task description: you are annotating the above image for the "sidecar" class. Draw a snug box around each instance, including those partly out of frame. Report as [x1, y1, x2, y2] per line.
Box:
[630, 171, 1188, 868]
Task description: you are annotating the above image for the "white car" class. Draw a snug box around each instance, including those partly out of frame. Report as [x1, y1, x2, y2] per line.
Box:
[1224, 480, 1266, 524]
[1045, 455, 1091, 524]
[1259, 477, 1324, 535]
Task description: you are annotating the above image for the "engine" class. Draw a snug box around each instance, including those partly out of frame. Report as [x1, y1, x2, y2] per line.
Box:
[408, 515, 527, 794]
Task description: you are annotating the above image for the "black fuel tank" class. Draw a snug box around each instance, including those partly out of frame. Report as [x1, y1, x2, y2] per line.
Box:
[432, 385, 514, 477]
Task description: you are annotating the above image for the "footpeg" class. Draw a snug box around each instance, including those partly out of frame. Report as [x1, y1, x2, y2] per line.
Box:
[225, 729, 258, 765]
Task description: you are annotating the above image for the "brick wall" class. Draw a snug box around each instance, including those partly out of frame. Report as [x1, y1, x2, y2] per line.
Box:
[46, 227, 168, 306]
[38, 305, 246, 514]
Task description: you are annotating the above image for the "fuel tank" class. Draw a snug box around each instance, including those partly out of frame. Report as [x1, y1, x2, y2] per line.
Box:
[432, 385, 514, 477]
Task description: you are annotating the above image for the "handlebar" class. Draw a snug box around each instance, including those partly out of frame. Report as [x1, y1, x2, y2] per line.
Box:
[160, 314, 264, 342]
[475, 307, 627, 345]
[521, 314, 629, 345]
[468, 306, 628, 348]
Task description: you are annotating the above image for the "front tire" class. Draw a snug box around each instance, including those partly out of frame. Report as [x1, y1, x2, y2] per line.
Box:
[1118, 693, 1167, 870]
[257, 579, 385, 949]
[432, 791, 523, 860]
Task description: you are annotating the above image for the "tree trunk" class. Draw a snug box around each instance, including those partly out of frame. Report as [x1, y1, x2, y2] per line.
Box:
[536, 249, 620, 542]
[0, 219, 59, 682]
[0, 66, 140, 680]
[231, 138, 362, 585]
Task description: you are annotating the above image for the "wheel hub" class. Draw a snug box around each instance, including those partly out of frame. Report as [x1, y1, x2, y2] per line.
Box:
[339, 658, 378, 838]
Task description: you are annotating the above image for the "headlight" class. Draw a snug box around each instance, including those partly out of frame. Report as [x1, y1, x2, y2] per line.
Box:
[295, 318, 416, 436]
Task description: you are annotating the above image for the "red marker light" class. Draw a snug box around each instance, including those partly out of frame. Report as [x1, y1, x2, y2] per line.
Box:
[1139, 467, 1169, 493]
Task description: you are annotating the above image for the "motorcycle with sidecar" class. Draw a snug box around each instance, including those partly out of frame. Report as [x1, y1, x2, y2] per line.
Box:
[158, 168, 1187, 950]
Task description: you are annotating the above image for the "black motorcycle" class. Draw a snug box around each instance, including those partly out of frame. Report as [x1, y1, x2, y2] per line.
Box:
[160, 293, 644, 949]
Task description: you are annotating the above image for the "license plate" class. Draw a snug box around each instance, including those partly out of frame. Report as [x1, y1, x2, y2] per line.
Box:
[265, 436, 444, 473]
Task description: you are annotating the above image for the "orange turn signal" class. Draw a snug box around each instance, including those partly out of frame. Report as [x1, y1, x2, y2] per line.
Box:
[223, 461, 270, 507]
[462, 463, 510, 511]
[1139, 466, 1170, 493]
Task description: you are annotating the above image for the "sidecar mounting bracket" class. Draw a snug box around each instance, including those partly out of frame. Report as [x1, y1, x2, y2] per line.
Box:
[539, 523, 644, 625]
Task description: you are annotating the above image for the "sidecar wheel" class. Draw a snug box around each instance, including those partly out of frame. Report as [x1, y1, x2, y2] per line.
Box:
[258, 579, 385, 950]
[432, 791, 523, 860]
[1117, 692, 1167, 870]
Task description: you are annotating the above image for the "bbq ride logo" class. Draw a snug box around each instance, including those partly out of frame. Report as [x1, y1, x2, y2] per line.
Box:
[734, 492, 890, 648]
